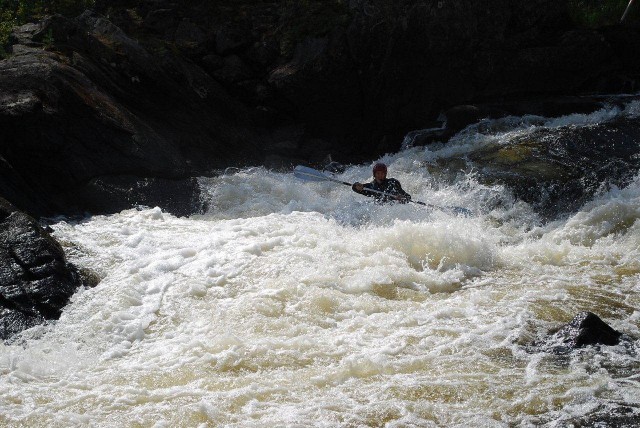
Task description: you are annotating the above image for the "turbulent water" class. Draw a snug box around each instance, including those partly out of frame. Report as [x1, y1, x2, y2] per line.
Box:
[2, 103, 640, 427]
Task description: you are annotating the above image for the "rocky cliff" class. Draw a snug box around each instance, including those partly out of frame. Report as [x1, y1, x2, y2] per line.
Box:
[1, 0, 640, 217]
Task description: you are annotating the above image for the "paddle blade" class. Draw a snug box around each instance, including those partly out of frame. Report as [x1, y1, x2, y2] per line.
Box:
[293, 165, 331, 182]
[450, 206, 473, 217]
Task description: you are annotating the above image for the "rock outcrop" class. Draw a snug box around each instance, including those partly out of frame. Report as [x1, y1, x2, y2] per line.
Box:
[1, 1, 640, 217]
[0, 198, 89, 340]
[0, 12, 265, 217]
[419, 109, 640, 219]
[551, 311, 623, 349]
[535, 311, 631, 354]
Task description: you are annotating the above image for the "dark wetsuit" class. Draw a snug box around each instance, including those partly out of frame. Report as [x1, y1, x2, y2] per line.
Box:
[352, 178, 412, 204]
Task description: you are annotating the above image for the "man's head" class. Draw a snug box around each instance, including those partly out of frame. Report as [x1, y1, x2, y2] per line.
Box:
[372, 162, 387, 182]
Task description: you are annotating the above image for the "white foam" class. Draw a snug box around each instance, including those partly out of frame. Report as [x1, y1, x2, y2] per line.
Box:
[3, 103, 640, 426]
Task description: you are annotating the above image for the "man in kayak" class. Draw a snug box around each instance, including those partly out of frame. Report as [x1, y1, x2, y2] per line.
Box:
[352, 162, 412, 203]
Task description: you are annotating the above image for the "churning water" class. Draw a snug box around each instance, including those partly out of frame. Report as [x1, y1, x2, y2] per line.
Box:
[1, 103, 640, 427]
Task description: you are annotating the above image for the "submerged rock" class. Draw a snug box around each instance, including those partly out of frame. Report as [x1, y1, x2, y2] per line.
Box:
[562, 405, 640, 428]
[0, 198, 88, 341]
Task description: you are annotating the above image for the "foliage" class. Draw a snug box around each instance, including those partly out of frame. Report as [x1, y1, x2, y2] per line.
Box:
[0, 0, 94, 56]
[567, 0, 640, 27]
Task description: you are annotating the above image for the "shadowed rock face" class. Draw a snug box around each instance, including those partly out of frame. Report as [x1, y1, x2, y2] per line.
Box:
[0, 198, 88, 341]
[0, 12, 264, 217]
[1, 1, 640, 218]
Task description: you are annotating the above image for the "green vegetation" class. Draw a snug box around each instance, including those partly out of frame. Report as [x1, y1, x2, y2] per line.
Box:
[0, 0, 94, 56]
[568, 0, 639, 27]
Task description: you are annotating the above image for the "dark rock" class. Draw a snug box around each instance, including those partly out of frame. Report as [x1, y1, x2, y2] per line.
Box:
[174, 19, 208, 56]
[8, 23, 44, 47]
[445, 105, 483, 133]
[143, 9, 177, 35]
[245, 41, 279, 68]
[402, 127, 451, 148]
[3, 1, 640, 219]
[0, 198, 85, 341]
[482, 30, 616, 97]
[408, 96, 610, 144]
[216, 25, 251, 56]
[0, 12, 264, 217]
[291, 37, 328, 67]
[539, 312, 626, 354]
[201, 53, 224, 74]
[263, 154, 308, 171]
[337, 0, 571, 156]
[211, 55, 254, 84]
[433, 112, 640, 219]
[601, 25, 640, 78]
[299, 138, 333, 165]
[562, 405, 640, 428]
[554, 311, 622, 348]
[72, 175, 203, 217]
[266, 32, 362, 159]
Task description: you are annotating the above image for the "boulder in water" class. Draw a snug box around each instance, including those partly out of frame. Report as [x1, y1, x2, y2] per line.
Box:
[455, 113, 640, 220]
[0, 198, 88, 341]
[554, 311, 623, 348]
[539, 311, 628, 354]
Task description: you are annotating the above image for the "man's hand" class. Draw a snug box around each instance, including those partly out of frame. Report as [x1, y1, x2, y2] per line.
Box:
[353, 182, 364, 192]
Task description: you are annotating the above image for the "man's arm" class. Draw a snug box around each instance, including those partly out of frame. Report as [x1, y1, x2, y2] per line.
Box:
[352, 182, 378, 198]
[390, 179, 411, 202]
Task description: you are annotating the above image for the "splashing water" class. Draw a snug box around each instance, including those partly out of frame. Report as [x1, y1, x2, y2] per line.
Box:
[1, 103, 640, 427]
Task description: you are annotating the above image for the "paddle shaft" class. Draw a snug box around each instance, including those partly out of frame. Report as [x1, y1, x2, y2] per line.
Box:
[622, 0, 636, 22]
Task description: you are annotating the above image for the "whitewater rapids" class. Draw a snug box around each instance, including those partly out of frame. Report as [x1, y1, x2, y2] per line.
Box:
[1, 104, 640, 427]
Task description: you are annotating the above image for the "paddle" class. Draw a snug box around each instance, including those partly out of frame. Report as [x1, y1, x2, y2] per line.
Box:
[621, 0, 636, 22]
[293, 165, 471, 215]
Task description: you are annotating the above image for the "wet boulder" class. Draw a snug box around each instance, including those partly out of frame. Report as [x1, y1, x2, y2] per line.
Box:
[540, 311, 626, 354]
[0, 198, 87, 341]
[554, 311, 623, 348]
[441, 111, 640, 219]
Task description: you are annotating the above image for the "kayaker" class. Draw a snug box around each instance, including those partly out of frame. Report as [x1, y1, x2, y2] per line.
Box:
[352, 162, 412, 203]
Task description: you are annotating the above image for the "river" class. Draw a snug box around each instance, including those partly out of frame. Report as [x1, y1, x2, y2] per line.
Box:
[1, 102, 639, 427]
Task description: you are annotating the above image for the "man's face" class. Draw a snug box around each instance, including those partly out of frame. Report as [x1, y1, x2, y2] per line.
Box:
[374, 170, 386, 182]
